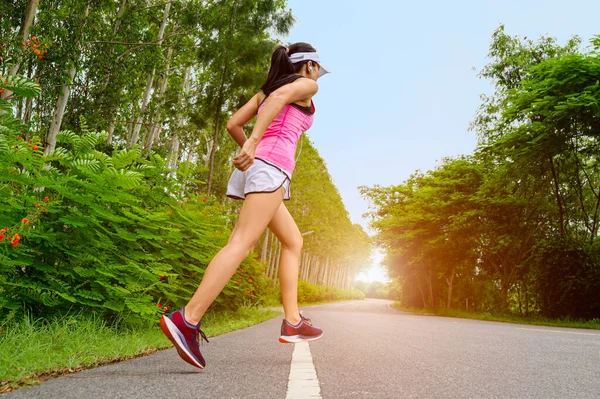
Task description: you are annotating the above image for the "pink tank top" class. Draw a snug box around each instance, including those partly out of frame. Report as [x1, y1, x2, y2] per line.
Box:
[254, 100, 315, 177]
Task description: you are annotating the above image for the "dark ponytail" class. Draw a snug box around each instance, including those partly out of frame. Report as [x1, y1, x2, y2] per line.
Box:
[261, 42, 318, 91]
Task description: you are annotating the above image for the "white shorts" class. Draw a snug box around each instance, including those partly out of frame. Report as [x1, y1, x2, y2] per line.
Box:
[226, 158, 291, 201]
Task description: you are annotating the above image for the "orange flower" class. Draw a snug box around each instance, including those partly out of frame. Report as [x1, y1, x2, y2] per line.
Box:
[22, 218, 29, 223]
[33, 145, 38, 150]
[17, 136, 22, 141]
[157, 303, 162, 309]
[32, 36, 37, 41]
[0, 228, 7, 234]
[39, 55, 42, 60]
[0, 235, 3, 241]
[247, 279, 253, 283]
[43, 197, 49, 202]
[164, 307, 168, 312]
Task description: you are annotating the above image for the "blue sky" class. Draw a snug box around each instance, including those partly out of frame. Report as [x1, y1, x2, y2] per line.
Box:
[282, 0, 600, 282]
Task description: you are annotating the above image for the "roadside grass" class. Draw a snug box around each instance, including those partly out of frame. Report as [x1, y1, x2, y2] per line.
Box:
[0, 307, 280, 393]
[394, 303, 600, 330]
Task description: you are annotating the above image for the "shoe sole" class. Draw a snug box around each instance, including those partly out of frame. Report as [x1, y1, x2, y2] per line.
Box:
[160, 315, 205, 369]
[279, 332, 324, 344]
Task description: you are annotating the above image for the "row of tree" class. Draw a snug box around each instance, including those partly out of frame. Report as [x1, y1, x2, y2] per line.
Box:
[361, 26, 600, 320]
[1, 0, 371, 316]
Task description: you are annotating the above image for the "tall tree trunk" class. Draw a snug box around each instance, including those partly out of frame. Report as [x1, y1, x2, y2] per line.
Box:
[206, 72, 226, 194]
[517, 281, 523, 316]
[426, 268, 434, 307]
[500, 276, 510, 312]
[105, 0, 128, 144]
[273, 241, 282, 283]
[167, 66, 191, 174]
[44, 3, 90, 155]
[446, 267, 455, 308]
[525, 283, 530, 317]
[207, 0, 238, 194]
[1, 0, 39, 100]
[261, 230, 269, 263]
[548, 156, 565, 238]
[144, 46, 173, 152]
[417, 277, 427, 308]
[128, 1, 170, 148]
[129, 69, 155, 148]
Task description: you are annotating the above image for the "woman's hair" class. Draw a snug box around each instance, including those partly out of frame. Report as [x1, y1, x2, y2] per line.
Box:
[260, 42, 317, 91]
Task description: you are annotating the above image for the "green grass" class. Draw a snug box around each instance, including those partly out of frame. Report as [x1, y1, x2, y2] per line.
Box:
[0, 307, 280, 392]
[394, 302, 600, 330]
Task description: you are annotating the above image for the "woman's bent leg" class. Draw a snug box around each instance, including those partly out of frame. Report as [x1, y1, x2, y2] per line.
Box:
[267, 202, 303, 325]
[184, 187, 284, 324]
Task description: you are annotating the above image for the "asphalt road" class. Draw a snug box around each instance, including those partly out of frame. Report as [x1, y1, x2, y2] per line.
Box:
[6, 299, 600, 398]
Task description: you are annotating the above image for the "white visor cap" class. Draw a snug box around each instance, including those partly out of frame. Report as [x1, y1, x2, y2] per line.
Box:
[288, 52, 329, 78]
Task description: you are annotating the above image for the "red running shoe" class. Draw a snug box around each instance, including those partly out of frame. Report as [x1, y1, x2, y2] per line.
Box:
[279, 314, 323, 343]
[160, 306, 209, 369]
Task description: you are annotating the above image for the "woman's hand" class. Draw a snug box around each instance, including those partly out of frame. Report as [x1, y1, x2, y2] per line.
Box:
[233, 138, 258, 171]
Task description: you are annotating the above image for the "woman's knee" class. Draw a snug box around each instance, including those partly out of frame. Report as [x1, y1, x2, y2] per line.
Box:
[226, 235, 254, 258]
[283, 234, 303, 254]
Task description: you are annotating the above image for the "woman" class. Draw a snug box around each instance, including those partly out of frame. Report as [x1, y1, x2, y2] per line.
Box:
[160, 42, 328, 369]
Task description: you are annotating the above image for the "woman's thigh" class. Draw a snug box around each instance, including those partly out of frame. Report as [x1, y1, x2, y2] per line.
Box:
[228, 187, 284, 249]
[267, 202, 302, 250]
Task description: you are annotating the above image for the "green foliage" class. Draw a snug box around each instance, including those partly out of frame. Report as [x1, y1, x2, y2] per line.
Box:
[0, 76, 273, 323]
[355, 279, 401, 300]
[363, 27, 600, 320]
[532, 238, 600, 319]
[296, 280, 364, 303]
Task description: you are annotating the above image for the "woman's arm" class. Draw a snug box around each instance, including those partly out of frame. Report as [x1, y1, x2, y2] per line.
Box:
[225, 93, 261, 147]
[232, 79, 318, 171]
[247, 78, 318, 144]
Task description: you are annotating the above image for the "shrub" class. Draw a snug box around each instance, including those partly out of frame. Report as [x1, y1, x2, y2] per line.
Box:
[0, 75, 274, 323]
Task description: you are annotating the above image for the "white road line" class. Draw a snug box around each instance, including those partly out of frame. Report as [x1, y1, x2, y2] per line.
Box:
[387, 303, 398, 312]
[285, 342, 322, 399]
[516, 327, 600, 337]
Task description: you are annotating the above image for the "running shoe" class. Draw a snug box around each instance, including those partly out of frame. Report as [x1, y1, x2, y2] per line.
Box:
[160, 306, 209, 369]
[279, 314, 323, 343]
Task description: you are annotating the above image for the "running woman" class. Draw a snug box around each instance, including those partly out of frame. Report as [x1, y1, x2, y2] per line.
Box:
[160, 42, 329, 369]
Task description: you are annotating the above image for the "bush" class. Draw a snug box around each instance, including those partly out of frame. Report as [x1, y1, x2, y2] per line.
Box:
[0, 76, 275, 324]
[296, 280, 364, 303]
[533, 238, 600, 320]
